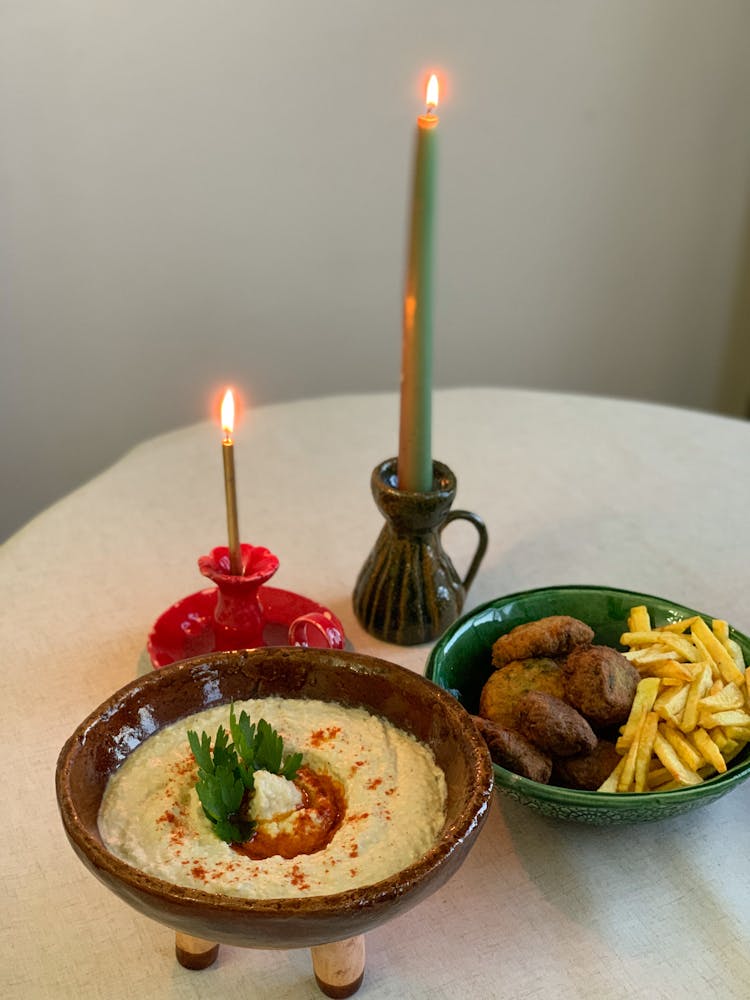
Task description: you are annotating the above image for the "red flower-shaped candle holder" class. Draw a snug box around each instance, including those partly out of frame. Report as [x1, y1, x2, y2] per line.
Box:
[198, 544, 280, 649]
[147, 543, 345, 668]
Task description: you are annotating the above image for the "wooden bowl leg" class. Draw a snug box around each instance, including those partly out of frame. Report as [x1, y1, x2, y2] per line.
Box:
[175, 931, 220, 970]
[310, 934, 366, 998]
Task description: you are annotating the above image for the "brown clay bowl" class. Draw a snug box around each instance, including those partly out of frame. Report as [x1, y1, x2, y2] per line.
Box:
[56, 646, 493, 949]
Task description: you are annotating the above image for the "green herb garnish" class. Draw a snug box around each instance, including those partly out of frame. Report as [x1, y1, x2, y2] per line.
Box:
[187, 705, 303, 844]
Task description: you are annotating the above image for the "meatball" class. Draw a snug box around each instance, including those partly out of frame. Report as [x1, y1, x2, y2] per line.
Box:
[553, 739, 622, 791]
[479, 657, 566, 730]
[491, 615, 594, 668]
[472, 716, 553, 784]
[563, 645, 639, 727]
[517, 691, 597, 757]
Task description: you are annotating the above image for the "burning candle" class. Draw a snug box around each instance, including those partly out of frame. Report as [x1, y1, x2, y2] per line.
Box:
[397, 72, 439, 493]
[220, 388, 243, 575]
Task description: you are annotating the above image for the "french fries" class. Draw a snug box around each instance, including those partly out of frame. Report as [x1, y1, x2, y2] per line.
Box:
[598, 608, 749, 793]
[615, 676, 660, 752]
[633, 712, 659, 792]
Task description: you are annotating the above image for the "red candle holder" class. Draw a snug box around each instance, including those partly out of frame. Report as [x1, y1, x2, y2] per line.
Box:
[147, 543, 345, 668]
[198, 544, 280, 649]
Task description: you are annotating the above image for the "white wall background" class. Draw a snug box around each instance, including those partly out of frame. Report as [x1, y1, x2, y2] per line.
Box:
[2, 1, 750, 541]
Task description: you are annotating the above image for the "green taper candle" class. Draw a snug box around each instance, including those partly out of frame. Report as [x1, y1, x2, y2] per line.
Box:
[397, 73, 439, 493]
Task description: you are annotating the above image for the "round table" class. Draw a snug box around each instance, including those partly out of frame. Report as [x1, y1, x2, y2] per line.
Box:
[3, 388, 749, 999]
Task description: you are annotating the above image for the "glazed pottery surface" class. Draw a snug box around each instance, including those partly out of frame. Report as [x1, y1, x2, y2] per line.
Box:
[198, 544, 280, 648]
[147, 585, 346, 667]
[426, 585, 750, 825]
[57, 647, 493, 948]
[353, 458, 488, 645]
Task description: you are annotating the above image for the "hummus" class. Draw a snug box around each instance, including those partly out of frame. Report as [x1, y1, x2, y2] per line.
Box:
[98, 697, 447, 898]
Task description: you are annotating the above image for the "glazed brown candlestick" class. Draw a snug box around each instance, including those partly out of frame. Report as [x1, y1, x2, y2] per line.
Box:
[353, 458, 487, 644]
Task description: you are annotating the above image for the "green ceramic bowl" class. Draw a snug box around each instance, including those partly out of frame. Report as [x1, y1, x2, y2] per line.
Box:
[426, 585, 750, 825]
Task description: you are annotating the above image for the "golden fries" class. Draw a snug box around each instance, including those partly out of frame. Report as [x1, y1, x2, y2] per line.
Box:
[643, 660, 694, 682]
[627, 605, 651, 633]
[598, 756, 627, 792]
[681, 663, 713, 733]
[689, 729, 726, 774]
[690, 617, 745, 685]
[620, 632, 701, 662]
[617, 718, 642, 792]
[598, 607, 749, 793]
[701, 709, 750, 728]
[652, 732, 703, 786]
[699, 682, 745, 712]
[726, 639, 745, 673]
[712, 619, 730, 643]
[660, 724, 703, 772]
[616, 676, 660, 752]
[653, 683, 689, 726]
[634, 712, 659, 792]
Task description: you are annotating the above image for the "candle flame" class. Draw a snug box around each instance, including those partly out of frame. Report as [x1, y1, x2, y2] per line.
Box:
[404, 294, 417, 331]
[425, 74, 439, 112]
[221, 388, 235, 441]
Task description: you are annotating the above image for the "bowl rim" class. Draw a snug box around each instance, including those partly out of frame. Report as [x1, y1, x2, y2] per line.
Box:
[426, 583, 750, 805]
[56, 647, 494, 916]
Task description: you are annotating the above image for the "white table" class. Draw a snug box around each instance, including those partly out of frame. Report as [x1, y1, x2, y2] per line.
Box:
[3, 388, 749, 999]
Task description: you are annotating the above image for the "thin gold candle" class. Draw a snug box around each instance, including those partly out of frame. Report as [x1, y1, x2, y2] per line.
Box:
[220, 389, 243, 575]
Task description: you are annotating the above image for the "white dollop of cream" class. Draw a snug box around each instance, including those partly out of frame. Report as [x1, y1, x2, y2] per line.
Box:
[248, 769, 303, 821]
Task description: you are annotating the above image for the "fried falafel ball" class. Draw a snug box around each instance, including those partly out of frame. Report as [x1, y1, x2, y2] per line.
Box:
[516, 690, 597, 757]
[491, 615, 594, 669]
[552, 739, 622, 791]
[479, 657, 566, 730]
[563, 644, 639, 727]
[472, 716, 553, 784]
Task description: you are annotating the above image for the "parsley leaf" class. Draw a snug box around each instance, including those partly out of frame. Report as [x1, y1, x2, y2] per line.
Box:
[254, 718, 283, 773]
[186, 705, 303, 844]
[229, 705, 257, 790]
[281, 751, 304, 779]
[187, 729, 212, 772]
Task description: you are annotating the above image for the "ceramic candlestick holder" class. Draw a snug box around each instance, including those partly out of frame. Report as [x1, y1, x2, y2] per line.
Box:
[198, 544, 280, 649]
[353, 458, 488, 645]
[147, 543, 345, 667]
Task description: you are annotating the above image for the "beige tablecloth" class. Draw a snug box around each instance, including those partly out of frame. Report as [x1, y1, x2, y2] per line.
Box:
[2, 388, 749, 999]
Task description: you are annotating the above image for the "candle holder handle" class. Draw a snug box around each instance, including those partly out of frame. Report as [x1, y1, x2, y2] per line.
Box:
[441, 508, 488, 593]
[352, 458, 488, 646]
